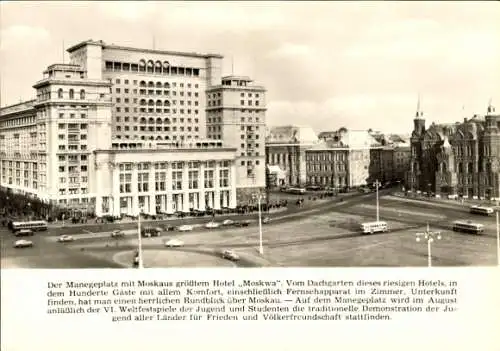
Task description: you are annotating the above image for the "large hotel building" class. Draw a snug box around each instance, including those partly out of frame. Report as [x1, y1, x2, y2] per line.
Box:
[0, 40, 266, 216]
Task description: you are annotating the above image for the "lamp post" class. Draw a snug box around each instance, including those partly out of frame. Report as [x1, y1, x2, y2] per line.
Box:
[495, 202, 499, 266]
[252, 192, 264, 255]
[137, 206, 144, 269]
[375, 179, 380, 222]
[416, 223, 442, 267]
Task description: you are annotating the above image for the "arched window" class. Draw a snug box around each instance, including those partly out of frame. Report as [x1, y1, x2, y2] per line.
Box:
[164, 100, 170, 106]
[468, 162, 473, 173]
[458, 163, 463, 173]
[156, 118, 162, 124]
[148, 118, 154, 124]
[148, 81, 154, 88]
[140, 99, 147, 106]
[163, 61, 170, 71]
[148, 99, 154, 106]
[147, 60, 154, 73]
[139, 81, 146, 87]
[156, 136, 163, 140]
[156, 100, 162, 106]
[80, 89, 85, 100]
[149, 136, 154, 140]
[164, 118, 170, 124]
[140, 118, 147, 124]
[156, 82, 162, 88]
[58, 89, 63, 99]
[139, 60, 146, 72]
[442, 162, 447, 173]
[69, 89, 74, 99]
[164, 82, 170, 89]
[155, 61, 162, 74]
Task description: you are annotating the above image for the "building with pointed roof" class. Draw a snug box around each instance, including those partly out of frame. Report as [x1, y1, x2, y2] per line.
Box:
[407, 100, 500, 200]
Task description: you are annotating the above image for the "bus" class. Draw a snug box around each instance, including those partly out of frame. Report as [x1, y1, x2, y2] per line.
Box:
[10, 220, 48, 233]
[469, 205, 494, 216]
[360, 221, 388, 234]
[287, 187, 306, 195]
[452, 220, 484, 234]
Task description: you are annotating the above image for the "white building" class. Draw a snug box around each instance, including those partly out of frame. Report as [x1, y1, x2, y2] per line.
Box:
[0, 40, 266, 216]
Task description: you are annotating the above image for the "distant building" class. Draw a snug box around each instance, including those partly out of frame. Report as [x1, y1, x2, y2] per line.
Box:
[305, 129, 381, 188]
[369, 133, 411, 183]
[407, 101, 500, 199]
[265, 125, 318, 186]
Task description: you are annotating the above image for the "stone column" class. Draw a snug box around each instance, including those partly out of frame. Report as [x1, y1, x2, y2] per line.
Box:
[148, 163, 156, 215]
[111, 162, 120, 216]
[131, 163, 139, 216]
[166, 163, 173, 214]
[182, 162, 189, 212]
[95, 162, 103, 217]
[230, 161, 237, 208]
[214, 162, 221, 209]
[199, 162, 206, 210]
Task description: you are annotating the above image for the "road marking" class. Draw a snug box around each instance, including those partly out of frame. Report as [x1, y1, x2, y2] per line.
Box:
[355, 204, 446, 219]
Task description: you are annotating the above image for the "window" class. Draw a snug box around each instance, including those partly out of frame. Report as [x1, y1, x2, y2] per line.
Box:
[69, 89, 74, 99]
[188, 171, 199, 189]
[58, 89, 63, 98]
[204, 170, 214, 188]
[80, 89, 85, 100]
[219, 169, 229, 187]
[172, 171, 183, 190]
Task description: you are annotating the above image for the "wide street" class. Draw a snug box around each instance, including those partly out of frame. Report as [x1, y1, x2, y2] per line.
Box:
[1, 190, 498, 268]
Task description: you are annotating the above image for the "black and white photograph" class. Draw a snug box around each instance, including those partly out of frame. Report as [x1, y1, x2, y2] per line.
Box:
[1, 1, 499, 269]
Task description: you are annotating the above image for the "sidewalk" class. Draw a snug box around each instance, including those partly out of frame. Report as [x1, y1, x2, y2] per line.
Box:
[391, 192, 500, 209]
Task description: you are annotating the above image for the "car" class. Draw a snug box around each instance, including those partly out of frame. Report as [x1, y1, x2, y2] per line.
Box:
[234, 220, 250, 227]
[222, 219, 235, 226]
[164, 239, 184, 247]
[221, 249, 240, 261]
[178, 224, 193, 232]
[262, 217, 271, 224]
[57, 235, 74, 242]
[162, 224, 176, 231]
[205, 221, 220, 229]
[141, 227, 162, 237]
[111, 230, 125, 238]
[14, 239, 33, 248]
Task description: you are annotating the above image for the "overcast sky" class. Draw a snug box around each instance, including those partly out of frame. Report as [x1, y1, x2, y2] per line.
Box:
[1, 1, 499, 133]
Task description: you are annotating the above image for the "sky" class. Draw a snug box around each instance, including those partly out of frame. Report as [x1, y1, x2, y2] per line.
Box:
[1, 1, 499, 134]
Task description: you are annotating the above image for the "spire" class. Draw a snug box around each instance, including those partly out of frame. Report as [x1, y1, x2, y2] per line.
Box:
[415, 93, 423, 119]
[487, 98, 495, 114]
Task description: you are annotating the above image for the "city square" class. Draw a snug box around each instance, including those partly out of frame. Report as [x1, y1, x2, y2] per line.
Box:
[2, 189, 498, 268]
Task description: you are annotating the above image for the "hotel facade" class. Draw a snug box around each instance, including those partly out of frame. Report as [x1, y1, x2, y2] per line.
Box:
[0, 40, 266, 216]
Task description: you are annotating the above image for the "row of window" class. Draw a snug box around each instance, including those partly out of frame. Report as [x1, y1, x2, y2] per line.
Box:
[115, 79, 200, 90]
[0, 116, 36, 129]
[307, 176, 347, 186]
[59, 188, 88, 195]
[1, 177, 38, 189]
[123, 107, 200, 115]
[118, 117, 199, 124]
[116, 161, 230, 171]
[57, 89, 86, 100]
[114, 134, 199, 141]
[59, 165, 88, 172]
[307, 164, 347, 172]
[1, 161, 38, 169]
[59, 176, 88, 183]
[105, 61, 201, 77]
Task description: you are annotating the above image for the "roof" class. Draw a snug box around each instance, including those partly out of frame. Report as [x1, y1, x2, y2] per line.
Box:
[266, 125, 318, 145]
[67, 39, 223, 59]
[309, 129, 381, 150]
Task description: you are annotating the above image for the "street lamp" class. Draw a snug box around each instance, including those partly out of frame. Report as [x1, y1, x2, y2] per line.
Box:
[375, 179, 380, 222]
[416, 223, 442, 267]
[495, 202, 499, 266]
[137, 206, 144, 269]
[252, 192, 264, 255]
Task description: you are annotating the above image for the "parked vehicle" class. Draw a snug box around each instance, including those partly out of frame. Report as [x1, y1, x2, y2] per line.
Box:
[178, 224, 194, 232]
[57, 235, 74, 242]
[221, 249, 240, 261]
[164, 239, 184, 247]
[14, 239, 33, 248]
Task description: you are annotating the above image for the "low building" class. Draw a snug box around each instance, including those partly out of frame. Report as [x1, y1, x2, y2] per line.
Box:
[305, 129, 381, 189]
[265, 125, 318, 187]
